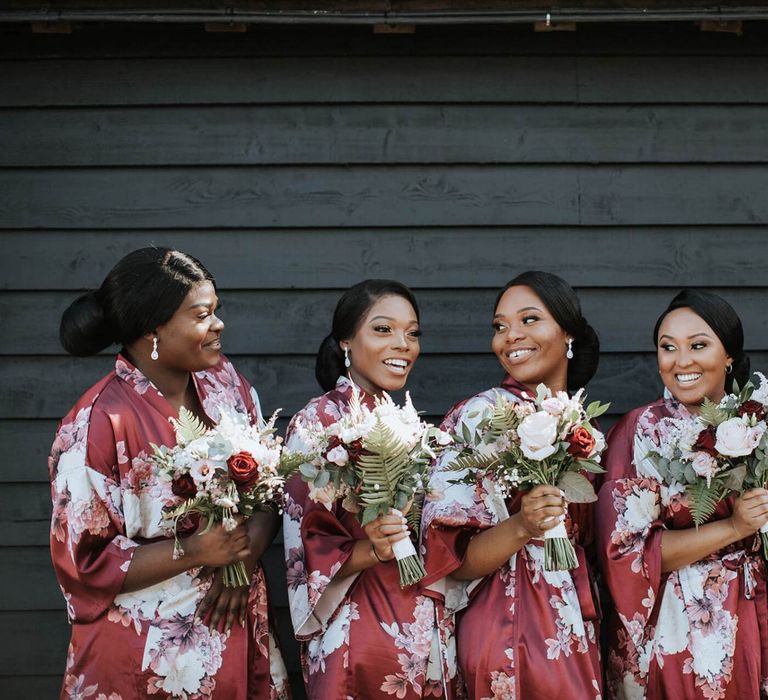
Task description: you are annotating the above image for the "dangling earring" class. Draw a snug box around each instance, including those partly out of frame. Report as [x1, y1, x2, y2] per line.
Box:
[343, 346, 351, 369]
[726, 363, 733, 375]
[566, 338, 574, 360]
[151, 336, 159, 361]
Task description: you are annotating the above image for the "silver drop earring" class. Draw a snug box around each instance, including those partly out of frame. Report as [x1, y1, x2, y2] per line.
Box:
[151, 336, 159, 361]
[344, 346, 351, 369]
[566, 338, 574, 360]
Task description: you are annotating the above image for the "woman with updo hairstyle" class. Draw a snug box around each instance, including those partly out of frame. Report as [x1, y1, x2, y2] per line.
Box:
[50, 248, 289, 699]
[421, 270, 604, 699]
[282, 279, 460, 698]
[597, 289, 768, 699]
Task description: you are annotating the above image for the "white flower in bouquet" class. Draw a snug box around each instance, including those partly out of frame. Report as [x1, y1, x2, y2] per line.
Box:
[715, 417, 765, 457]
[678, 418, 707, 455]
[517, 410, 559, 461]
[189, 459, 215, 484]
[541, 396, 566, 416]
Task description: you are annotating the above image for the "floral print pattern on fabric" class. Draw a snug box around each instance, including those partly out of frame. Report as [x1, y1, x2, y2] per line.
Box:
[283, 376, 458, 698]
[422, 376, 602, 700]
[597, 395, 768, 700]
[50, 354, 289, 699]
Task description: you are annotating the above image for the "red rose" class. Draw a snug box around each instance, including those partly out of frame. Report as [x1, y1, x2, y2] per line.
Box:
[567, 426, 596, 459]
[694, 426, 718, 456]
[171, 474, 197, 499]
[345, 438, 367, 461]
[738, 400, 766, 421]
[227, 451, 259, 490]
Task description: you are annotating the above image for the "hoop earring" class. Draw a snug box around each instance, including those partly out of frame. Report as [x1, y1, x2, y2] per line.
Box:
[566, 338, 574, 360]
[151, 336, 159, 361]
[726, 363, 733, 375]
[343, 346, 351, 369]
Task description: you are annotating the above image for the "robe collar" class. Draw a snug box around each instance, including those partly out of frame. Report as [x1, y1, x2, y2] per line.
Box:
[113, 353, 212, 423]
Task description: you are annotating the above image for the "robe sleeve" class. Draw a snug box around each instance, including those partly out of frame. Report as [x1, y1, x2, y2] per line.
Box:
[282, 402, 360, 639]
[50, 403, 138, 623]
[421, 396, 500, 610]
[596, 409, 666, 663]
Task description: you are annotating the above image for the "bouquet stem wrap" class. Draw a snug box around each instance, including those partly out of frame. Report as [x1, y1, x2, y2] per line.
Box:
[543, 515, 578, 571]
[391, 529, 427, 588]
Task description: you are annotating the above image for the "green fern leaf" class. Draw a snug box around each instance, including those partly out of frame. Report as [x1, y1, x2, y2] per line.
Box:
[355, 417, 411, 517]
[170, 407, 209, 446]
[697, 398, 728, 427]
[447, 451, 502, 472]
[487, 395, 518, 440]
[687, 477, 726, 527]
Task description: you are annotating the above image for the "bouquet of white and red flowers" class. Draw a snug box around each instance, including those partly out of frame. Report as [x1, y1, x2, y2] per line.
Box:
[152, 407, 303, 587]
[449, 385, 608, 571]
[645, 374, 768, 548]
[293, 389, 452, 587]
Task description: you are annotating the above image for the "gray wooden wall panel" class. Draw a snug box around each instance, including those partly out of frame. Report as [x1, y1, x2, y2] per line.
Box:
[2, 19, 767, 699]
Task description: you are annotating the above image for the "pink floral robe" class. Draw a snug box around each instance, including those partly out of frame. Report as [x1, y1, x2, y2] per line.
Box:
[283, 376, 459, 699]
[49, 353, 289, 700]
[597, 394, 768, 700]
[422, 375, 603, 700]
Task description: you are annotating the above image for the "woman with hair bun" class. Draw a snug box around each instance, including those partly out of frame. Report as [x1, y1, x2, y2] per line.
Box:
[597, 289, 768, 699]
[282, 279, 459, 698]
[422, 271, 603, 699]
[50, 247, 289, 699]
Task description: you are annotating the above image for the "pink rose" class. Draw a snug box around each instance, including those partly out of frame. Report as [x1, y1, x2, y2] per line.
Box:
[715, 417, 762, 457]
[691, 451, 719, 479]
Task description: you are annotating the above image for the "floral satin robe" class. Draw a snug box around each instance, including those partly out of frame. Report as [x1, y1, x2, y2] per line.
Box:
[283, 376, 458, 699]
[597, 395, 768, 699]
[422, 375, 602, 700]
[49, 354, 289, 699]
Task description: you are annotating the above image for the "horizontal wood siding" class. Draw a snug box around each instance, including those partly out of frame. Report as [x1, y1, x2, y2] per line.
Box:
[1, 19, 767, 698]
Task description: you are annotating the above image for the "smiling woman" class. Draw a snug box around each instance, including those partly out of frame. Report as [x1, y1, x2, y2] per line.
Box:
[282, 279, 461, 698]
[597, 289, 768, 700]
[50, 248, 290, 699]
[421, 270, 604, 700]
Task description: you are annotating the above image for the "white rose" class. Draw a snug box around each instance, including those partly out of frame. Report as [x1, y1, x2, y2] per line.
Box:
[541, 397, 565, 416]
[715, 417, 758, 457]
[326, 445, 349, 466]
[691, 451, 719, 479]
[517, 411, 559, 461]
[434, 429, 453, 446]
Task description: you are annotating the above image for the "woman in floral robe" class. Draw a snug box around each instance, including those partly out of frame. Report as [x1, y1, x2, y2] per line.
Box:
[283, 280, 458, 698]
[50, 248, 289, 699]
[597, 289, 768, 699]
[422, 271, 604, 700]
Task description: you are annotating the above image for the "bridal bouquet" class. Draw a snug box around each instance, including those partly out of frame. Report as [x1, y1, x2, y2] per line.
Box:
[293, 389, 452, 587]
[152, 407, 303, 587]
[646, 374, 768, 548]
[449, 385, 608, 571]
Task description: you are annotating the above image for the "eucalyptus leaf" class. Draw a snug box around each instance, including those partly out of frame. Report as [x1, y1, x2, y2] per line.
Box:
[558, 471, 598, 503]
[299, 462, 319, 479]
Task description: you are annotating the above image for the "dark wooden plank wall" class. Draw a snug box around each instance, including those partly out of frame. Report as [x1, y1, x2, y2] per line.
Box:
[2, 20, 767, 698]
